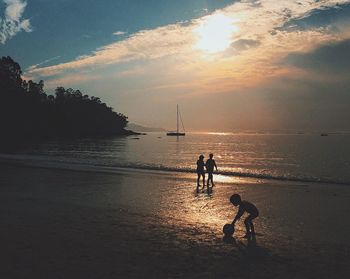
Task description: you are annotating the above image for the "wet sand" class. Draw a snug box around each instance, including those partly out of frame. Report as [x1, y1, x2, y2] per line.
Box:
[0, 163, 350, 278]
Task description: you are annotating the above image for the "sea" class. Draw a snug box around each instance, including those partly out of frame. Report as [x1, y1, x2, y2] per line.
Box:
[1, 132, 350, 185]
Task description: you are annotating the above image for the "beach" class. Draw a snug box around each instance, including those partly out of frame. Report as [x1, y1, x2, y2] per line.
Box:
[1, 162, 349, 278]
[3, 0, 350, 277]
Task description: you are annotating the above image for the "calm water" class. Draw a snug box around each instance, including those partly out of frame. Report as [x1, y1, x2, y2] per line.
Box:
[1, 132, 350, 184]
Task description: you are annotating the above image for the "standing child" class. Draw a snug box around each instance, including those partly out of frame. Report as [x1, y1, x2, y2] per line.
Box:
[230, 194, 259, 238]
[205, 153, 218, 188]
[196, 155, 205, 192]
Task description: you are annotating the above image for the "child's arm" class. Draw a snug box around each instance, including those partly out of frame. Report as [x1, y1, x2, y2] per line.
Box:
[214, 160, 218, 171]
[232, 206, 244, 225]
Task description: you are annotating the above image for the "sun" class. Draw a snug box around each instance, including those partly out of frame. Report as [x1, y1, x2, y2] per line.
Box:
[194, 13, 238, 54]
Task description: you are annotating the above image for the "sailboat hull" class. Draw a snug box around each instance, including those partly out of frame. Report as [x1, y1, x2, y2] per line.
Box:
[166, 132, 185, 136]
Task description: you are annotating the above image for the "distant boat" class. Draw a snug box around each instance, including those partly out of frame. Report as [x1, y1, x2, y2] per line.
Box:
[167, 104, 185, 136]
[321, 133, 328, 136]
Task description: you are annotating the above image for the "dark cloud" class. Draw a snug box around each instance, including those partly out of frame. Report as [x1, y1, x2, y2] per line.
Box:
[221, 38, 260, 57]
[284, 38, 350, 74]
[230, 39, 260, 51]
[254, 38, 350, 131]
[222, 39, 260, 57]
[278, 3, 350, 32]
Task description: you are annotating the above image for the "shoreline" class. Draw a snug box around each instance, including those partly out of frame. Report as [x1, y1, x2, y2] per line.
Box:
[1, 155, 349, 187]
[1, 162, 350, 278]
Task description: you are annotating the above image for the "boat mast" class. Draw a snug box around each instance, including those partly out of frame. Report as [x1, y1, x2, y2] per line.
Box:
[177, 104, 179, 134]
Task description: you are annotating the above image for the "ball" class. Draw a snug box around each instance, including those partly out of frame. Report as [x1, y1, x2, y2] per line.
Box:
[223, 223, 234, 236]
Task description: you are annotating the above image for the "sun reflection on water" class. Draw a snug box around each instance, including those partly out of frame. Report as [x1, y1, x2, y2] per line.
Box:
[151, 175, 250, 242]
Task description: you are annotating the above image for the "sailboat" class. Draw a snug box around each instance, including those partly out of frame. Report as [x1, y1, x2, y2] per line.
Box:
[167, 104, 185, 136]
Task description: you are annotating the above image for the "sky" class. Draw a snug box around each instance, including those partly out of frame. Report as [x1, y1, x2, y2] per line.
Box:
[1, 0, 350, 132]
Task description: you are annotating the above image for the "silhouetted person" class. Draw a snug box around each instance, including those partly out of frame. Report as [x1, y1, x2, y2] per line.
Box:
[196, 155, 205, 192]
[230, 194, 259, 238]
[205, 153, 217, 187]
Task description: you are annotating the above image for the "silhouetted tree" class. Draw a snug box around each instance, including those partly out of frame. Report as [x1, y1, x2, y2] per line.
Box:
[0, 56, 22, 90]
[0, 56, 129, 140]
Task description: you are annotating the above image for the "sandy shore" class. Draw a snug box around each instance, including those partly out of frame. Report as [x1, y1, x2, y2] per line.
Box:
[0, 162, 350, 278]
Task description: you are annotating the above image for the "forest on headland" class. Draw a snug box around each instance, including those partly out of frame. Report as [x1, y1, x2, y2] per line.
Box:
[0, 56, 134, 140]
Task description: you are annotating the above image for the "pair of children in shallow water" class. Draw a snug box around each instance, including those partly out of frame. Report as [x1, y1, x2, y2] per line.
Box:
[196, 153, 217, 193]
[230, 193, 259, 238]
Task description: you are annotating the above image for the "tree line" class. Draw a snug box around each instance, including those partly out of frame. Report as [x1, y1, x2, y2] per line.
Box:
[0, 56, 130, 140]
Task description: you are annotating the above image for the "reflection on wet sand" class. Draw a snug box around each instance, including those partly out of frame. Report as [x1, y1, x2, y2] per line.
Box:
[1, 163, 350, 278]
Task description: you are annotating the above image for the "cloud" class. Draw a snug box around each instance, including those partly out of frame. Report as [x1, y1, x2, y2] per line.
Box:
[113, 31, 126, 36]
[26, 56, 61, 72]
[25, 0, 350, 97]
[230, 39, 260, 51]
[0, 0, 32, 44]
[283, 38, 350, 76]
[26, 21, 196, 78]
[279, 2, 350, 32]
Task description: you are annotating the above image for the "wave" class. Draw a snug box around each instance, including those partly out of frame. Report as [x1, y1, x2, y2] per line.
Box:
[0, 153, 349, 186]
[103, 164, 350, 185]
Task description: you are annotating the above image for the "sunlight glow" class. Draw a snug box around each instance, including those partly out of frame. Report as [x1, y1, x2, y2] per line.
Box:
[207, 132, 233, 136]
[194, 13, 238, 54]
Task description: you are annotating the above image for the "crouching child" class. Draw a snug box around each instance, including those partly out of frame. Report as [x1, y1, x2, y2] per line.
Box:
[230, 194, 259, 238]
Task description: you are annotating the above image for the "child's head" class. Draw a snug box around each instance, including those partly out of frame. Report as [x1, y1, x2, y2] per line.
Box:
[199, 154, 204, 160]
[230, 194, 241, 206]
[209, 153, 213, 159]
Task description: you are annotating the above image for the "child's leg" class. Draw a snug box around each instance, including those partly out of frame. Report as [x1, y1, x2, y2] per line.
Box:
[197, 173, 201, 186]
[244, 217, 251, 234]
[206, 174, 211, 193]
[250, 221, 255, 235]
[245, 214, 258, 235]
